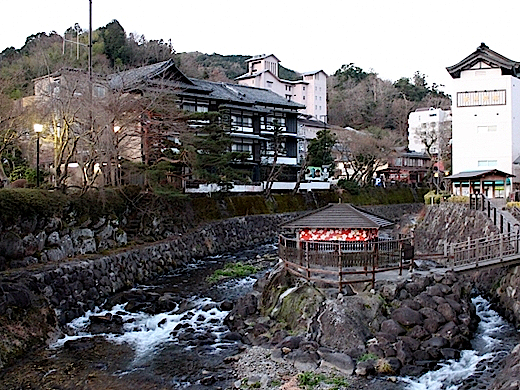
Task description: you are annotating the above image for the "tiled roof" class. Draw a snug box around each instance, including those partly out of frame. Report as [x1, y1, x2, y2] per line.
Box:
[447, 169, 513, 180]
[281, 203, 393, 230]
[107, 60, 304, 109]
[446, 43, 520, 79]
[191, 79, 304, 109]
[246, 54, 280, 63]
[301, 70, 328, 77]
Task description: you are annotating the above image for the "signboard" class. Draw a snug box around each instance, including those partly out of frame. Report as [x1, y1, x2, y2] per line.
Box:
[305, 166, 329, 181]
[457, 90, 506, 107]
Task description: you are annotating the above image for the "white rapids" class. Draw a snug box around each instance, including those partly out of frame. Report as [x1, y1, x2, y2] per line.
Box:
[401, 296, 518, 390]
[53, 296, 234, 360]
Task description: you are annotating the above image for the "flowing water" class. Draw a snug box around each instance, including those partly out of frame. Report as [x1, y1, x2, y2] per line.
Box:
[401, 296, 520, 390]
[1, 242, 518, 390]
[0, 243, 278, 389]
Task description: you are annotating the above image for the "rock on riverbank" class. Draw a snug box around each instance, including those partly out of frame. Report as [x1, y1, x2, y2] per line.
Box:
[226, 264, 479, 388]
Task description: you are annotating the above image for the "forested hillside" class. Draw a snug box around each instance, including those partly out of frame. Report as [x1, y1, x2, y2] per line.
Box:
[327, 64, 450, 137]
[0, 19, 450, 140]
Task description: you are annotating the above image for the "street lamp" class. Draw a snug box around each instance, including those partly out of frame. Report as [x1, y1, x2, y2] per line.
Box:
[34, 124, 43, 187]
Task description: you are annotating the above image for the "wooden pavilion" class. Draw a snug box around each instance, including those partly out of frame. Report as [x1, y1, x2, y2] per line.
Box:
[278, 203, 414, 290]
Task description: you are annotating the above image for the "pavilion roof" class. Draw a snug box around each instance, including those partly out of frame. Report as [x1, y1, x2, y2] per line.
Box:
[446, 169, 513, 180]
[281, 203, 394, 230]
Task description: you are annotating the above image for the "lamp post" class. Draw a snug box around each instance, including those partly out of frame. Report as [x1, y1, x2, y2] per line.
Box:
[34, 124, 43, 187]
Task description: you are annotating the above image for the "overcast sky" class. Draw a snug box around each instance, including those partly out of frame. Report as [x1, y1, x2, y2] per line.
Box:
[3, 0, 520, 94]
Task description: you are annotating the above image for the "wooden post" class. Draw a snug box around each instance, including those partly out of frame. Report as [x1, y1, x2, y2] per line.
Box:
[450, 244, 455, 269]
[494, 208, 497, 226]
[372, 241, 378, 287]
[500, 215, 504, 234]
[399, 241, 403, 276]
[487, 201, 491, 218]
[305, 242, 310, 280]
[499, 235, 503, 262]
[338, 242, 343, 293]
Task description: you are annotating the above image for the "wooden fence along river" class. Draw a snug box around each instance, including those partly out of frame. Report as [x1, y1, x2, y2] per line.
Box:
[278, 236, 414, 290]
[444, 231, 520, 272]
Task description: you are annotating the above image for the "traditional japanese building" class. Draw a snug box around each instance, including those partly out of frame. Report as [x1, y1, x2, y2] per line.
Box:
[109, 59, 305, 182]
[446, 43, 520, 197]
[280, 203, 394, 242]
[278, 203, 412, 289]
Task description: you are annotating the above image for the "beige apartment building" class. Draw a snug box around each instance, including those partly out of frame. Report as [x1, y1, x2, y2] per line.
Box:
[236, 54, 327, 121]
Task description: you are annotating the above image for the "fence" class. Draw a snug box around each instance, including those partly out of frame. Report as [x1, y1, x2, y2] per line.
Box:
[444, 231, 520, 269]
[469, 193, 518, 234]
[278, 235, 414, 291]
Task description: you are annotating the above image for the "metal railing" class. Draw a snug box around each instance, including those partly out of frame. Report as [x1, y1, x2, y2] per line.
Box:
[279, 235, 413, 291]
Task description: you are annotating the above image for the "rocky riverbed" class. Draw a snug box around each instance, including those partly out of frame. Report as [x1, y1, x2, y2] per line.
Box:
[224, 261, 481, 389]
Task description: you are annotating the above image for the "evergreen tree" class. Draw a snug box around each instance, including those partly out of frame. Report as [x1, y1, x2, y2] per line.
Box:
[307, 129, 336, 168]
[187, 112, 250, 185]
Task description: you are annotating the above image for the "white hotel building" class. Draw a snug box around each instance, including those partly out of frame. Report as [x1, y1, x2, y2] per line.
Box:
[446, 43, 520, 198]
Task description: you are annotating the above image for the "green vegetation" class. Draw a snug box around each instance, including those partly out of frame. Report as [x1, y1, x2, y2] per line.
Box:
[307, 129, 336, 168]
[298, 371, 349, 389]
[357, 352, 378, 362]
[0, 186, 424, 231]
[206, 262, 258, 284]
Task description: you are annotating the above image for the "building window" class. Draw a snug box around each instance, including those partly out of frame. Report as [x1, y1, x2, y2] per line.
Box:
[478, 160, 498, 167]
[285, 94, 292, 101]
[267, 81, 273, 88]
[303, 86, 306, 91]
[303, 96, 305, 100]
[477, 125, 497, 133]
[457, 90, 506, 107]
[232, 142, 253, 153]
[285, 85, 292, 91]
[93, 85, 106, 98]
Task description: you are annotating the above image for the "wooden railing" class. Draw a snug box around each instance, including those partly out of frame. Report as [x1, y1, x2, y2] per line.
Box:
[444, 231, 520, 269]
[278, 235, 414, 290]
[469, 193, 517, 234]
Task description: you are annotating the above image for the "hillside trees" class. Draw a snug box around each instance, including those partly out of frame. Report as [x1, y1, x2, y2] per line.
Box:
[328, 65, 451, 138]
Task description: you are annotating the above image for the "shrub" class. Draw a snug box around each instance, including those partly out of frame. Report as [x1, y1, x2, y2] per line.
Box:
[337, 179, 361, 195]
[448, 195, 469, 203]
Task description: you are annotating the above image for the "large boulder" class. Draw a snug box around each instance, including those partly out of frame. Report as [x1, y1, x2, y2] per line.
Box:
[317, 294, 383, 357]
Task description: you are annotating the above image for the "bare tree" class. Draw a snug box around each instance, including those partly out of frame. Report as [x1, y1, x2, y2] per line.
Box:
[336, 129, 399, 187]
[264, 120, 285, 198]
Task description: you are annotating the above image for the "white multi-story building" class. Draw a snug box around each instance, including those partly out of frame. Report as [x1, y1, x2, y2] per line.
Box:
[446, 43, 520, 197]
[408, 107, 451, 155]
[236, 54, 327, 121]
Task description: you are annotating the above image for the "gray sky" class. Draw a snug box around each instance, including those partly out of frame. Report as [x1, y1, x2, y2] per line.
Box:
[3, 0, 520, 94]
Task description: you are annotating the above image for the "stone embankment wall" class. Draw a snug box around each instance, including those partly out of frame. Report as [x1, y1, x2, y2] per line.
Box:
[0, 213, 292, 368]
[414, 203, 499, 254]
[0, 216, 128, 270]
[20, 214, 294, 324]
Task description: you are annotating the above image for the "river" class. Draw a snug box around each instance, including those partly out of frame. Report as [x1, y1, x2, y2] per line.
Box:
[0, 243, 518, 389]
[0, 243, 278, 389]
[401, 296, 520, 390]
